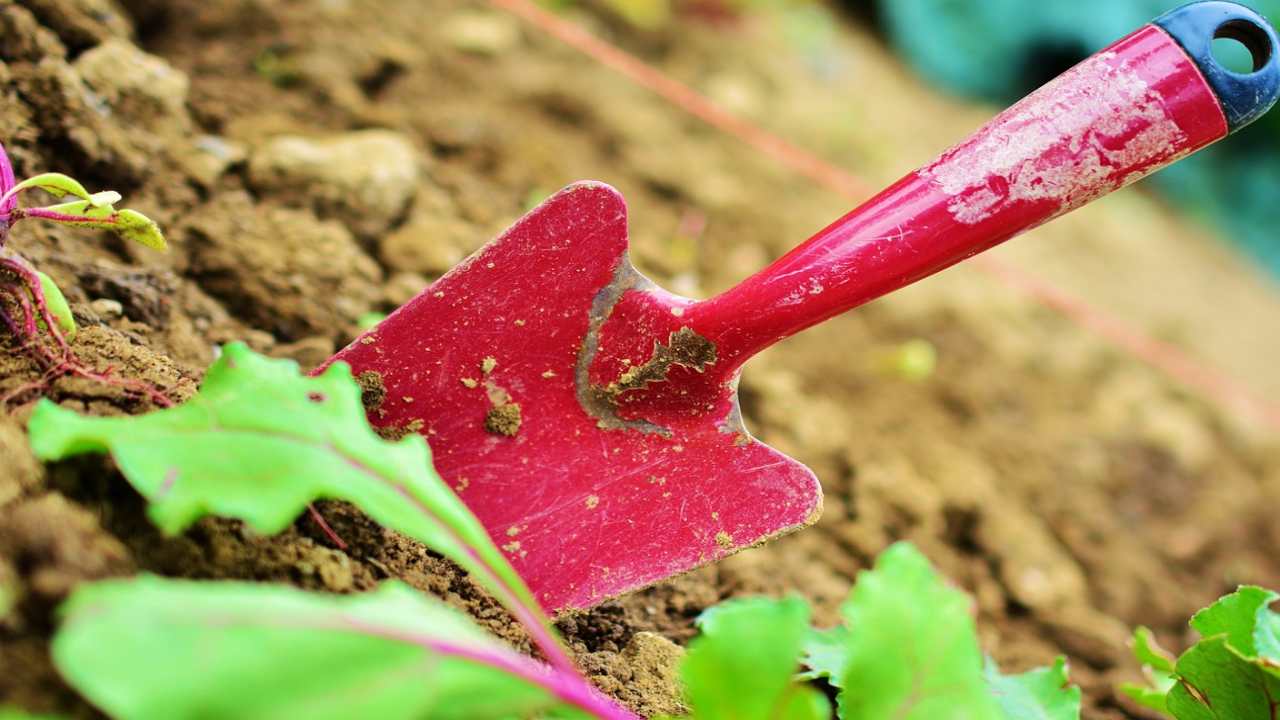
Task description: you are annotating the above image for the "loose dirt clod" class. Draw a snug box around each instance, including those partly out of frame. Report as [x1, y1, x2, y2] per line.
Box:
[484, 403, 521, 436]
[356, 370, 386, 412]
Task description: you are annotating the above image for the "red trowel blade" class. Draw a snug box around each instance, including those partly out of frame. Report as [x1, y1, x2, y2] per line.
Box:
[323, 183, 821, 613]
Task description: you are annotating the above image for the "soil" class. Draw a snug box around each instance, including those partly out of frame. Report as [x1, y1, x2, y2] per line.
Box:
[2, 0, 1280, 718]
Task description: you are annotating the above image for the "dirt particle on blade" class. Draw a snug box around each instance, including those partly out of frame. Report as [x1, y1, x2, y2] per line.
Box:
[479, 363, 520, 437]
[715, 531, 733, 549]
[356, 370, 386, 413]
[586, 494, 600, 509]
[375, 418, 424, 441]
[484, 403, 522, 436]
[608, 327, 717, 397]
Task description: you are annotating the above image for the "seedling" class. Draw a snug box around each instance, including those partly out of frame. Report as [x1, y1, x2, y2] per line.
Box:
[0, 141, 169, 407]
[1122, 586, 1280, 719]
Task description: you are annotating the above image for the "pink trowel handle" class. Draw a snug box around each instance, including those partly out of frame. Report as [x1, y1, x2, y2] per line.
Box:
[680, 7, 1277, 373]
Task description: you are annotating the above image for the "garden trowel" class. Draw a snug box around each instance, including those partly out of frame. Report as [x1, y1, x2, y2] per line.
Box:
[321, 2, 1279, 613]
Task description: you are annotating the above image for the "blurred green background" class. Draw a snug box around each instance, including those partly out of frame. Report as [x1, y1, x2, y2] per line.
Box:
[873, 0, 1280, 277]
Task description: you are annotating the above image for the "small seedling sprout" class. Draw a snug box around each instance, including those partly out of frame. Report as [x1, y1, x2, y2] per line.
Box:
[0, 141, 170, 408]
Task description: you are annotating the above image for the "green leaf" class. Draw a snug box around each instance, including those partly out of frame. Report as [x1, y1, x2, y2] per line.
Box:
[1119, 627, 1176, 715]
[798, 545, 1082, 720]
[1190, 586, 1279, 658]
[111, 208, 167, 250]
[35, 271, 75, 341]
[1133, 626, 1178, 674]
[1155, 586, 1280, 720]
[1165, 636, 1280, 720]
[357, 311, 387, 330]
[1254, 610, 1280, 663]
[985, 656, 1081, 720]
[1120, 683, 1172, 717]
[6, 172, 94, 203]
[682, 596, 829, 720]
[27, 201, 167, 251]
[837, 543, 1002, 720]
[5, 173, 117, 209]
[799, 624, 852, 682]
[26, 343, 556, 662]
[799, 625, 852, 718]
[53, 576, 593, 720]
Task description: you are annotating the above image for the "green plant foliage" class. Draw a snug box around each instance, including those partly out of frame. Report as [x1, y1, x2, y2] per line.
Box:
[677, 596, 829, 720]
[33, 201, 166, 251]
[1166, 636, 1280, 720]
[1131, 626, 1177, 675]
[600, 0, 670, 30]
[1163, 587, 1280, 720]
[35, 271, 75, 340]
[4, 172, 99, 205]
[800, 543, 1080, 719]
[798, 625, 851, 717]
[837, 543, 1002, 719]
[798, 624, 851, 682]
[1, 169, 166, 251]
[26, 343, 552, 651]
[1255, 608, 1280, 660]
[1189, 586, 1278, 655]
[1120, 586, 1280, 719]
[53, 576, 591, 720]
[1119, 626, 1177, 714]
[356, 311, 387, 330]
[880, 338, 937, 382]
[985, 657, 1081, 720]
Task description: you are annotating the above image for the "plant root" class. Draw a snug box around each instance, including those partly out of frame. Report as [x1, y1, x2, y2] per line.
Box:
[0, 250, 175, 410]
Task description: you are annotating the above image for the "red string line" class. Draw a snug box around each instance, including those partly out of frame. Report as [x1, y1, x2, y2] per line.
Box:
[491, 0, 1280, 432]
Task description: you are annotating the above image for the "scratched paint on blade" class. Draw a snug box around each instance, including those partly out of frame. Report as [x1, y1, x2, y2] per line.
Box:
[920, 50, 1187, 224]
[324, 181, 823, 612]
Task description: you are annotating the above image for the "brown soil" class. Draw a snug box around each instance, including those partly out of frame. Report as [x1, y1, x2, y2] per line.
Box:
[2, 0, 1280, 718]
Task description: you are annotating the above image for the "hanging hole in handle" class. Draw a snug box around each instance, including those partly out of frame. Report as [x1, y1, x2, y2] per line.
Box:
[1213, 18, 1273, 73]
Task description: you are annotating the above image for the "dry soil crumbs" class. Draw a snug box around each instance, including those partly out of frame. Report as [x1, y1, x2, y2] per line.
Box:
[356, 370, 387, 413]
[608, 327, 718, 396]
[484, 402, 522, 436]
